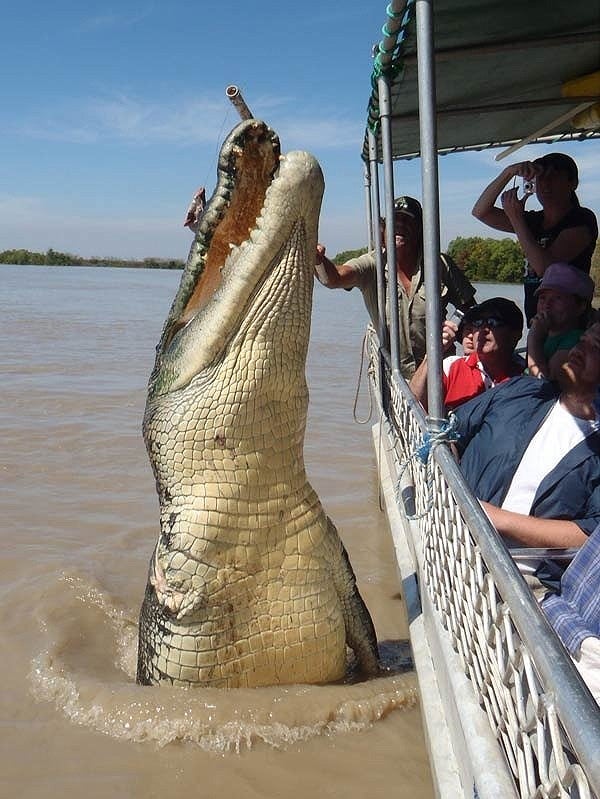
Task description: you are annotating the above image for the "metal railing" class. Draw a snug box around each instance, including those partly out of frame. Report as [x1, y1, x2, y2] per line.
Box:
[367, 327, 600, 799]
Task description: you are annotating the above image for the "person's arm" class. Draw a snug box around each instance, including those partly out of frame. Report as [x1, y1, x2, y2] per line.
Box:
[502, 194, 594, 277]
[480, 501, 589, 547]
[526, 313, 550, 379]
[408, 321, 458, 411]
[409, 356, 430, 410]
[314, 244, 361, 289]
[472, 161, 537, 231]
[452, 381, 504, 457]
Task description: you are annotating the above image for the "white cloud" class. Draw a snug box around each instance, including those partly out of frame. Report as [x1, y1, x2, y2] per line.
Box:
[17, 94, 231, 145]
[318, 208, 370, 255]
[76, 8, 153, 33]
[0, 193, 188, 259]
[3, 134, 597, 261]
[0, 195, 43, 218]
[13, 91, 364, 152]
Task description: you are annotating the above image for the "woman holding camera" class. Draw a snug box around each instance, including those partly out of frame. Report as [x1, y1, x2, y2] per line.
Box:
[472, 152, 597, 324]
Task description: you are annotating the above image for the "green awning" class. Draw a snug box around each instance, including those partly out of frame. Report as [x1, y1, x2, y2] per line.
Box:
[363, 0, 600, 162]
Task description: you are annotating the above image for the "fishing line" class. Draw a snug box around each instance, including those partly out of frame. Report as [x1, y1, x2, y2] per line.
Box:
[200, 105, 234, 194]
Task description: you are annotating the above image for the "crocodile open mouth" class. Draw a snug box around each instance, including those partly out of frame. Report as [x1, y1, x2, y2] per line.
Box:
[162, 120, 281, 351]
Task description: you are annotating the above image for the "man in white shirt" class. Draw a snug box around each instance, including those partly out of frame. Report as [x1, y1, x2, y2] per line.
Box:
[453, 323, 600, 549]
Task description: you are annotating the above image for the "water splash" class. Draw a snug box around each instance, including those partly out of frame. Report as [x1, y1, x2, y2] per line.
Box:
[29, 573, 418, 752]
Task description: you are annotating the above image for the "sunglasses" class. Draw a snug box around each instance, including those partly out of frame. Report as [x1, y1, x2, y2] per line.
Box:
[471, 316, 507, 329]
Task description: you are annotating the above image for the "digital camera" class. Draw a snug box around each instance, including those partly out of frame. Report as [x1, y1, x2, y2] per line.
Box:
[523, 178, 535, 196]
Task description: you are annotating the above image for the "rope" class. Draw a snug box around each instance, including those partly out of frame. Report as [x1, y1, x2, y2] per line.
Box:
[395, 414, 459, 520]
[352, 332, 375, 424]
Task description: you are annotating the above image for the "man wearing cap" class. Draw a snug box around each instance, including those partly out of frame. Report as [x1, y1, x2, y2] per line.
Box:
[409, 297, 525, 411]
[453, 323, 600, 550]
[527, 262, 595, 381]
[472, 152, 598, 324]
[315, 196, 476, 380]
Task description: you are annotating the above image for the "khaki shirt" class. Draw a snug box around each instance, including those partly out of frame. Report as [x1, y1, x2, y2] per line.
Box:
[348, 251, 473, 379]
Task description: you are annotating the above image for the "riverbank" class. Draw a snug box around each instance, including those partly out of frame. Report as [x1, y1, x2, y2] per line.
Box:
[0, 249, 184, 269]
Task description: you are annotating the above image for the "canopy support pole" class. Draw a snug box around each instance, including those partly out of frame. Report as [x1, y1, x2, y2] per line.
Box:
[368, 129, 389, 356]
[378, 74, 402, 381]
[368, 129, 392, 414]
[416, 0, 444, 427]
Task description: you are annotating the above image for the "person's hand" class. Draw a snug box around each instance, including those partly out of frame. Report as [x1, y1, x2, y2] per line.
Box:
[441, 320, 458, 352]
[528, 310, 550, 339]
[316, 243, 326, 265]
[507, 160, 539, 181]
[500, 187, 527, 224]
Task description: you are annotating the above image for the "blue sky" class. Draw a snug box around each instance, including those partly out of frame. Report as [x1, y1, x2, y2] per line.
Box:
[2, 1, 599, 260]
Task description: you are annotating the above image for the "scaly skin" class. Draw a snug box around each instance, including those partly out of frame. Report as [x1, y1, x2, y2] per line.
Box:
[137, 119, 379, 687]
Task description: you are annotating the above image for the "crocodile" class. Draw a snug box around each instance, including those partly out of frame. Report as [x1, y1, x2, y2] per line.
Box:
[137, 118, 379, 688]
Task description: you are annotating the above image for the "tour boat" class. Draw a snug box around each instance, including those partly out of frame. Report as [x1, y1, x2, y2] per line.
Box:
[361, 1, 600, 797]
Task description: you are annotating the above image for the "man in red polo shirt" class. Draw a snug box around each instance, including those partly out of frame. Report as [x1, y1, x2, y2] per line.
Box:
[410, 297, 525, 411]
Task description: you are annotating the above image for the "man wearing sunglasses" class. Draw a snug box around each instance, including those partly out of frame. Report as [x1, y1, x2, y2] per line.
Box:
[410, 297, 525, 411]
[453, 323, 600, 551]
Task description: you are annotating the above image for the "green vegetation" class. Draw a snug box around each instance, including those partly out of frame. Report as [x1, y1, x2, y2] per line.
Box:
[335, 237, 600, 296]
[0, 248, 184, 269]
[448, 237, 600, 297]
[333, 247, 368, 265]
[446, 236, 525, 283]
[3, 239, 599, 294]
[331, 237, 526, 281]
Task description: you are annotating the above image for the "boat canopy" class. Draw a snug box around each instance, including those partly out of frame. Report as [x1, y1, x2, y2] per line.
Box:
[362, 0, 599, 419]
[363, 0, 600, 162]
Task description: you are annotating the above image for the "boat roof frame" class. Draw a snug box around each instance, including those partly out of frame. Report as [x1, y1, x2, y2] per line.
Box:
[364, 0, 600, 419]
[363, 0, 600, 163]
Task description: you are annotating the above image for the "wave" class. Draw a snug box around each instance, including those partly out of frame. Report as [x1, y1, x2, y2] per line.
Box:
[29, 573, 418, 752]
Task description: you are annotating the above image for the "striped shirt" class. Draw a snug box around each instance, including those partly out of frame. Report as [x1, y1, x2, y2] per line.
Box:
[542, 523, 600, 655]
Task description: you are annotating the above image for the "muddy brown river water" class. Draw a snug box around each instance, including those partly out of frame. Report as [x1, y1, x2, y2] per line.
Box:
[2, 264, 435, 798]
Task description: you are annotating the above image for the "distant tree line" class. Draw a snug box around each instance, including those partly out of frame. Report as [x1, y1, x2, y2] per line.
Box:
[591, 242, 600, 296]
[332, 237, 525, 281]
[446, 237, 524, 283]
[333, 248, 368, 265]
[449, 237, 600, 297]
[3, 240, 599, 294]
[0, 248, 184, 269]
[333, 237, 600, 296]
